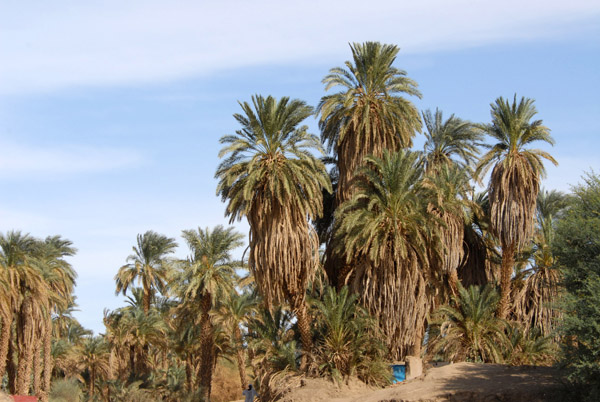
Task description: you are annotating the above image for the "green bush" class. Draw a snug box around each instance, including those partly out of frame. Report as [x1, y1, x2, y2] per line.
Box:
[554, 173, 600, 400]
[49, 378, 83, 402]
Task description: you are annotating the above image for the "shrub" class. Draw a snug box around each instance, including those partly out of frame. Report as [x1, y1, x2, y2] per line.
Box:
[554, 173, 600, 401]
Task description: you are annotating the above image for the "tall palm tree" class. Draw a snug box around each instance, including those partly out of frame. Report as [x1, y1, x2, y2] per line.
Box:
[0, 231, 48, 395]
[335, 150, 437, 359]
[78, 336, 110, 397]
[216, 95, 331, 369]
[423, 165, 473, 301]
[214, 291, 258, 390]
[475, 95, 557, 318]
[318, 41, 422, 204]
[36, 236, 77, 402]
[115, 231, 177, 313]
[318, 41, 422, 286]
[513, 189, 567, 335]
[171, 225, 243, 401]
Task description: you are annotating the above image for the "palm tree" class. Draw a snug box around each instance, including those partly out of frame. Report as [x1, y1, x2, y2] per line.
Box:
[428, 285, 508, 363]
[318, 41, 422, 205]
[422, 108, 482, 172]
[335, 150, 436, 359]
[115, 231, 177, 313]
[318, 42, 422, 287]
[513, 189, 567, 335]
[310, 286, 387, 384]
[422, 165, 473, 301]
[214, 291, 258, 390]
[216, 95, 331, 369]
[475, 95, 557, 318]
[36, 236, 77, 402]
[0, 231, 49, 395]
[78, 336, 110, 397]
[171, 225, 243, 401]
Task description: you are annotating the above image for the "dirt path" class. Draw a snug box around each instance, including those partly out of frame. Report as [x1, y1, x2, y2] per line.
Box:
[272, 362, 562, 402]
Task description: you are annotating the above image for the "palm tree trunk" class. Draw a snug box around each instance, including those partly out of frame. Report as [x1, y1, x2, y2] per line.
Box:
[295, 301, 312, 371]
[198, 293, 214, 401]
[185, 356, 194, 393]
[234, 327, 247, 390]
[17, 296, 35, 395]
[89, 366, 95, 396]
[8, 336, 17, 394]
[0, 312, 12, 380]
[497, 241, 516, 319]
[41, 318, 53, 402]
[33, 334, 43, 397]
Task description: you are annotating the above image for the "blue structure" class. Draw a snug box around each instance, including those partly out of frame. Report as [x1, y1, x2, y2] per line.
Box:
[391, 364, 406, 383]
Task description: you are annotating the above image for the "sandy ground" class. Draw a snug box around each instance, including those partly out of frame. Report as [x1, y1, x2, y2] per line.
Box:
[232, 362, 563, 402]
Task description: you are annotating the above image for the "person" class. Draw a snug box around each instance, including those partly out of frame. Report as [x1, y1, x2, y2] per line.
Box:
[242, 383, 258, 402]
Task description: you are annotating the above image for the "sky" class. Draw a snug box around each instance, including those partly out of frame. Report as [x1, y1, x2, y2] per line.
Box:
[1, 0, 599, 334]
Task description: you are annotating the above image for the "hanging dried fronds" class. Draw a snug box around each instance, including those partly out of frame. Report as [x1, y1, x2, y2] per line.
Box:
[335, 150, 438, 359]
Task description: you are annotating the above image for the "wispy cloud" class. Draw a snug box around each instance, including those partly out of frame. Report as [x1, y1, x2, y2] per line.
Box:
[0, 141, 145, 179]
[1, 0, 598, 95]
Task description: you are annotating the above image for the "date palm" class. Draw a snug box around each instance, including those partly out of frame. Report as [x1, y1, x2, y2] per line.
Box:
[171, 225, 243, 401]
[428, 285, 508, 363]
[475, 95, 557, 318]
[513, 189, 567, 335]
[318, 41, 422, 204]
[214, 291, 258, 390]
[0, 231, 48, 394]
[422, 108, 482, 172]
[115, 231, 177, 313]
[36, 236, 77, 402]
[335, 150, 437, 359]
[216, 95, 331, 369]
[423, 165, 473, 302]
[318, 41, 422, 287]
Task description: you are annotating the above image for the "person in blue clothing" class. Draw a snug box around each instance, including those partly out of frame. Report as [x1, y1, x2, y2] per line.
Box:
[242, 383, 258, 402]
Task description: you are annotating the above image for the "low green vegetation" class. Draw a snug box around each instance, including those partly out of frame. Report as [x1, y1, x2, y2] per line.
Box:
[1, 41, 598, 401]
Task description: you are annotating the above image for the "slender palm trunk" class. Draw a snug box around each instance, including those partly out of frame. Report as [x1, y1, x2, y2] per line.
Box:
[198, 293, 214, 401]
[89, 366, 96, 396]
[33, 334, 43, 397]
[17, 296, 35, 395]
[497, 241, 516, 319]
[0, 312, 12, 380]
[8, 336, 17, 394]
[234, 326, 247, 390]
[41, 318, 53, 402]
[295, 301, 312, 371]
[185, 356, 194, 393]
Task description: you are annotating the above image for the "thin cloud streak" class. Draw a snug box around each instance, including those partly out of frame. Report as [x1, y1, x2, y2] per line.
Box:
[1, 0, 599, 95]
[0, 141, 145, 179]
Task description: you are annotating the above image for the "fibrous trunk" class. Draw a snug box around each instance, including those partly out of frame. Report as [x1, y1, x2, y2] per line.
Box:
[16, 296, 35, 395]
[0, 312, 12, 380]
[41, 318, 53, 402]
[497, 241, 516, 319]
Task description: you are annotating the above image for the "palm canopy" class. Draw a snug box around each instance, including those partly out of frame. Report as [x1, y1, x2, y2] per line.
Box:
[475, 95, 557, 249]
[422, 108, 482, 172]
[216, 94, 331, 310]
[335, 150, 437, 358]
[318, 41, 422, 203]
[216, 94, 331, 223]
[173, 225, 243, 304]
[115, 230, 177, 312]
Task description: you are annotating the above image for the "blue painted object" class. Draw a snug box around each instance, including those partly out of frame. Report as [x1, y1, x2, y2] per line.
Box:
[391, 364, 406, 383]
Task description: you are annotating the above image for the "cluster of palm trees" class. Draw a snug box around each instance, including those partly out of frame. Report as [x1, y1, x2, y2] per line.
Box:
[0, 232, 77, 401]
[1, 40, 567, 401]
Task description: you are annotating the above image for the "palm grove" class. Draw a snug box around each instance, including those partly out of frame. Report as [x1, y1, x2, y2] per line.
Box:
[1, 41, 598, 401]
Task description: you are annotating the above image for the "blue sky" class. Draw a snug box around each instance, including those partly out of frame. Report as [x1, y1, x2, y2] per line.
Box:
[1, 0, 599, 333]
